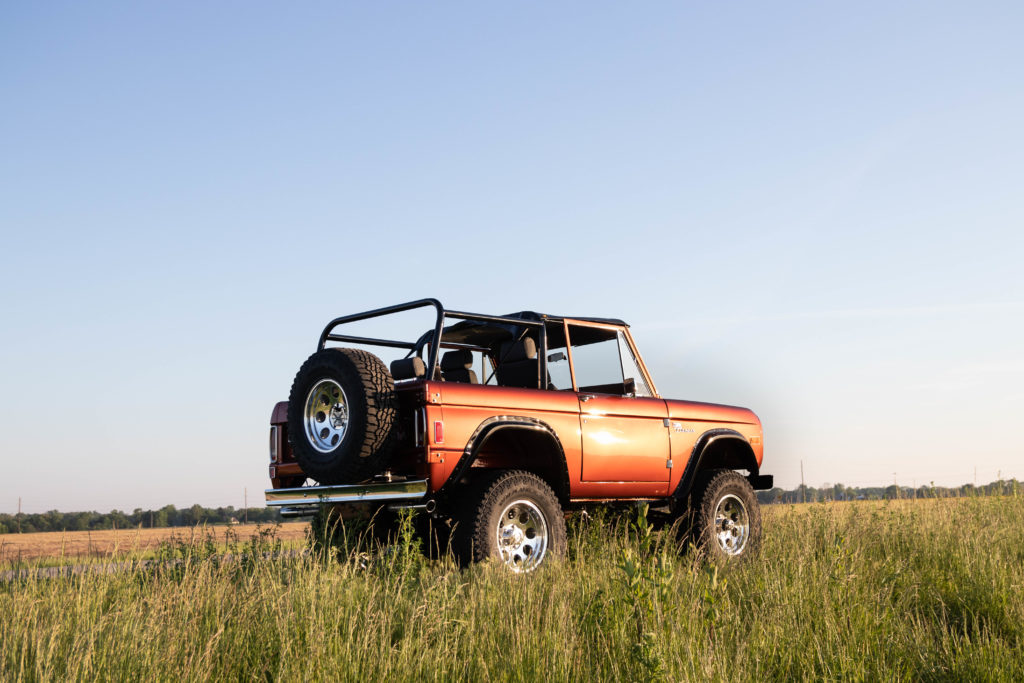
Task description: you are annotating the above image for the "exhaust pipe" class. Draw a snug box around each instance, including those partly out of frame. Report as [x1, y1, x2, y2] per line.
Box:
[385, 498, 437, 514]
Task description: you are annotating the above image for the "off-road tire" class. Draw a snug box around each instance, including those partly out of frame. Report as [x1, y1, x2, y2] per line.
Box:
[287, 348, 398, 484]
[690, 469, 762, 561]
[457, 470, 567, 572]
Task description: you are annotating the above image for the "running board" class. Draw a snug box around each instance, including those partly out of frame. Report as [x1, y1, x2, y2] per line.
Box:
[266, 479, 429, 518]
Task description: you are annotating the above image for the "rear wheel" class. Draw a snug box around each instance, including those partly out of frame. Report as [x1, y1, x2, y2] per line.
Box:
[458, 470, 567, 573]
[690, 470, 762, 561]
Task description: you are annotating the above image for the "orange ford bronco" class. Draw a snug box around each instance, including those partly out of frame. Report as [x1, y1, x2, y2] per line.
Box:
[266, 299, 770, 571]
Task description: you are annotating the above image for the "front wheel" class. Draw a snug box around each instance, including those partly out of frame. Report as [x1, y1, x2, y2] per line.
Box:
[459, 470, 567, 573]
[690, 470, 762, 561]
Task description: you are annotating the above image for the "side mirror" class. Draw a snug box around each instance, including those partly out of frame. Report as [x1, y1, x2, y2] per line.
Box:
[547, 351, 566, 363]
[623, 377, 636, 397]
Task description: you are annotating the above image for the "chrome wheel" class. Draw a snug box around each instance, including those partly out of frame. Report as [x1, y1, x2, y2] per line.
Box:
[304, 379, 349, 453]
[495, 499, 549, 573]
[714, 493, 750, 555]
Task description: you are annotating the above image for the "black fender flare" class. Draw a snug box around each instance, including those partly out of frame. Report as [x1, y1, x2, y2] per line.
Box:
[438, 416, 571, 504]
[673, 428, 763, 502]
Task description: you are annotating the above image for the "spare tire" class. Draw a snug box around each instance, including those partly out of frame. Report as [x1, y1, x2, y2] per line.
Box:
[286, 348, 398, 484]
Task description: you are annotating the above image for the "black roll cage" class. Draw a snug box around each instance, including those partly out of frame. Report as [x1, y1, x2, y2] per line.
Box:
[317, 298, 548, 387]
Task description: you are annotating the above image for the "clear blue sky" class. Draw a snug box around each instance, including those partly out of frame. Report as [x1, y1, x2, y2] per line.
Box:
[2, 2, 1022, 513]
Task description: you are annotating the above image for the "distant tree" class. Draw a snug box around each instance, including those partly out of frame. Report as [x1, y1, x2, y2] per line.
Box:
[185, 504, 205, 526]
[108, 510, 129, 529]
[37, 510, 60, 532]
[154, 505, 175, 528]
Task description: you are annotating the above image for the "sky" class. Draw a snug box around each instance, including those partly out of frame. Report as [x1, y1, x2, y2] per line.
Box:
[1, 2, 1022, 514]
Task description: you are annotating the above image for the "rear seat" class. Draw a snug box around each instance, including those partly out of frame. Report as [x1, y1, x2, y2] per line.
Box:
[440, 349, 478, 384]
[390, 357, 425, 381]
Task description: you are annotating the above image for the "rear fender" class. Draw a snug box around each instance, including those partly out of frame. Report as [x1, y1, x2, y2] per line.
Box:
[439, 416, 571, 504]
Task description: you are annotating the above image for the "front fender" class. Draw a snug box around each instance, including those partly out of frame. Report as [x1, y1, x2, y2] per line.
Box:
[673, 428, 763, 501]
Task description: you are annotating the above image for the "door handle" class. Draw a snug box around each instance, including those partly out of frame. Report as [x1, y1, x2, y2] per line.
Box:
[579, 394, 595, 402]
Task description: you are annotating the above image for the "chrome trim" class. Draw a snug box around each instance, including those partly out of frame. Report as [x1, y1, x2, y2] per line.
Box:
[265, 479, 429, 507]
[304, 379, 349, 453]
[714, 493, 750, 556]
[496, 499, 549, 573]
[279, 506, 318, 518]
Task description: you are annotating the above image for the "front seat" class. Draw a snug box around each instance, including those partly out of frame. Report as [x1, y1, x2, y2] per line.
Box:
[495, 338, 540, 388]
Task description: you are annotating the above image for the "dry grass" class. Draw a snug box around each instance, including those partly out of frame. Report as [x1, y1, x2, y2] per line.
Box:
[0, 522, 309, 562]
[1, 497, 1021, 680]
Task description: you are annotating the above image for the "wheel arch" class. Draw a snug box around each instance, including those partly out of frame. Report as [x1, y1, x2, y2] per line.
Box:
[440, 416, 571, 505]
[673, 428, 764, 502]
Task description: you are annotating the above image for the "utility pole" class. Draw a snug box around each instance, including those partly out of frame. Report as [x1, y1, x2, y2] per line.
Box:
[800, 460, 805, 504]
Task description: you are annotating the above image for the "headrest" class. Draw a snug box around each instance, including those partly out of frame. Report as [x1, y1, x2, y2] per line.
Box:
[441, 349, 474, 371]
[390, 357, 426, 380]
[499, 338, 537, 362]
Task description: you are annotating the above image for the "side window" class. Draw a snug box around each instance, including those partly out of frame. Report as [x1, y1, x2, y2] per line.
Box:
[617, 332, 652, 397]
[544, 323, 571, 389]
[567, 325, 652, 396]
[568, 325, 622, 393]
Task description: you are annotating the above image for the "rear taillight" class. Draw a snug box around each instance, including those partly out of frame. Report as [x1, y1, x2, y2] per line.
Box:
[269, 426, 279, 462]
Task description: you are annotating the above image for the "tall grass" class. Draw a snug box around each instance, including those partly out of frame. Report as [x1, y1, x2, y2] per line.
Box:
[2, 497, 1022, 681]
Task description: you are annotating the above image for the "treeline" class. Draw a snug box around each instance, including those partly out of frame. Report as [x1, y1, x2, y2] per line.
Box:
[0, 505, 282, 535]
[3, 478, 1021, 533]
[757, 478, 1022, 504]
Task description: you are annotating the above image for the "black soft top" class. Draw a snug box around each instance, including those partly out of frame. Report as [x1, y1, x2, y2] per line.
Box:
[503, 311, 628, 327]
[431, 310, 628, 350]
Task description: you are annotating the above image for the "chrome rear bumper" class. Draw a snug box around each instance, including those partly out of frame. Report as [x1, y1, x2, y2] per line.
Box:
[265, 479, 429, 518]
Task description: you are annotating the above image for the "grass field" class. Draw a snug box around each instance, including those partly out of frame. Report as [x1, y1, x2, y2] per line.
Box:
[0, 522, 310, 563]
[2, 496, 1022, 681]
